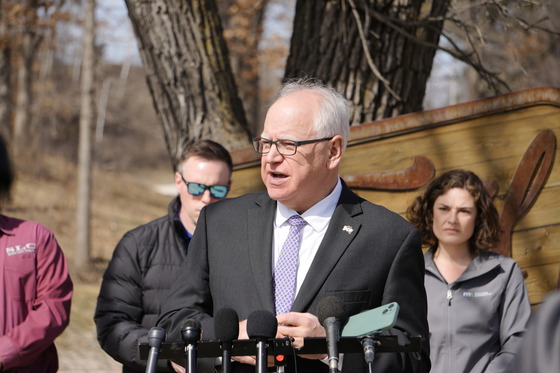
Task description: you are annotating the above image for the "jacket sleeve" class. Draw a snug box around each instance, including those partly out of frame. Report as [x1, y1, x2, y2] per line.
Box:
[512, 290, 560, 373]
[343, 224, 431, 373]
[94, 231, 169, 372]
[0, 225, 73, 370]
[485, 262, 531, 373]
[380, 227, 431, 373]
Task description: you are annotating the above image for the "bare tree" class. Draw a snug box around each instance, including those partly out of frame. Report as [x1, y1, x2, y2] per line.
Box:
[125, 0, 559, 163]
[124, 0, 252, 167]
[124, 0, 452, 160]
[0, 0, 73, 149]
[75, 0, 96, 269]
[217, 0, 268, 134]
[0, 1, 11, 142]
[446, 0, 560, 99]
[285, 0, 451, 124]
[12, 0, 39, 146]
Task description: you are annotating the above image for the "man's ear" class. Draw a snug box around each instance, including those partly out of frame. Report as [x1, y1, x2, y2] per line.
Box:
[327, 135, 344, 168]
[174, 172, 183, 192]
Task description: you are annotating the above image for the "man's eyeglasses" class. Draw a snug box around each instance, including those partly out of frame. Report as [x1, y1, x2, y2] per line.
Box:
[180, 174, 229, 199]
[252, 136, 333, 156]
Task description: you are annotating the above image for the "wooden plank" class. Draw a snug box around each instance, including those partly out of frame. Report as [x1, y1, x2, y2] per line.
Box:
[230, 166, 263, 197]
[341, 106, 560, 183]
[512, 187, 560, 230]
[346, 88, 560, 146]
[512, 225, 560, 268]
[523, 263, 560, 305]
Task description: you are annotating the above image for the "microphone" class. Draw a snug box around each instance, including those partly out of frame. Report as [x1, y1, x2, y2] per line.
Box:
[145, 327, 166, 373]
[247, 310, 278, 373]
[214, 308, 239, 373]
[181, 318, 202, 373]
[317, 296, 348, 373]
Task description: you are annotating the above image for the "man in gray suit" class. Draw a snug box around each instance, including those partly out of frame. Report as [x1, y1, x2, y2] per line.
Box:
[158, 78, 430, 372]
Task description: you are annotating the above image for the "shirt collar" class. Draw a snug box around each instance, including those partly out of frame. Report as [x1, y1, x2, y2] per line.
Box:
[275, 178, 342, 232]
[0, 214, 15, 236]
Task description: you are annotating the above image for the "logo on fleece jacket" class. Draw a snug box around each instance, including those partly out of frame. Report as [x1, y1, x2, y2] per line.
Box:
[463, 291, 492, 298]
[5, 242, 36, 256]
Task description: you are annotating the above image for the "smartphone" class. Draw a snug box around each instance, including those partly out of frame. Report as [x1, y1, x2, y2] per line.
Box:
[341, 302, 399, 337]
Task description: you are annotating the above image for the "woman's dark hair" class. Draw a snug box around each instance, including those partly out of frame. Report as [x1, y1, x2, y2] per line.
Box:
[0, 136, 13, 205]
[406, 169, 501, 256]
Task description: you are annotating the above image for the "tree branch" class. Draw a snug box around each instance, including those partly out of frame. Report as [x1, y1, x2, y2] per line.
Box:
[346, 0, 402, 101]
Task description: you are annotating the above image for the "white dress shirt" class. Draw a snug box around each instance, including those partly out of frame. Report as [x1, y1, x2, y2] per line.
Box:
[273, 178, 342, 297]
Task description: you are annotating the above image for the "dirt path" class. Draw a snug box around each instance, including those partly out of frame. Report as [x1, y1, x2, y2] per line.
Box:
[56, 282, 121, 373]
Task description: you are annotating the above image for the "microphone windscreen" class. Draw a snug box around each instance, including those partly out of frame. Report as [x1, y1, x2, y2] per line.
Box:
[247, 310, 278, 339]
[317, 296, 347, 326]
[214, 308, 239, 341]
[181, 318, 202, 329]
[148, 326, 166, 343]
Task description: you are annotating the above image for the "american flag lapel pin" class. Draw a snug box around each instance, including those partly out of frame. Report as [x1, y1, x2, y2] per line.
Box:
[342, 225, 354, 234]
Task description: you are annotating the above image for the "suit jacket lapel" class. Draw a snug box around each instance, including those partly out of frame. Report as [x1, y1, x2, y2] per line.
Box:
[247, 193, 277, 312]
[291, 184, 363, 312]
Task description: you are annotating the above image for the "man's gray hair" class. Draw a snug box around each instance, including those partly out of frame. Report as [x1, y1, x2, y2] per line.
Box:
[278, 78, 349, 152]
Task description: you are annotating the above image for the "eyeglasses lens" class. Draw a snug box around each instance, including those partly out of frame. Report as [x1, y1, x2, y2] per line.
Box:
[187, 182, 228, 199]
[187, 182, 206, 196]
[209, 185, 228, 199]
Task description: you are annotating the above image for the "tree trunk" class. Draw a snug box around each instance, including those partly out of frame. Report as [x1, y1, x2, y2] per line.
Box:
[124, 0, 252, 168]
[0, 1, 11, 142]
[13, 0, 38, 146]
[217, 0, 267, 135]
[285, 0, 451, 124]
[75, 0, 96, 269]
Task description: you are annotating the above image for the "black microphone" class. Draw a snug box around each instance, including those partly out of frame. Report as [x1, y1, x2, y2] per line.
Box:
[181, 318, 202, 373]
[145, 327, 166, 373]
[214, 308, 239, 373]
[317, 296, 348, 373]
[247, 310, 278, 373]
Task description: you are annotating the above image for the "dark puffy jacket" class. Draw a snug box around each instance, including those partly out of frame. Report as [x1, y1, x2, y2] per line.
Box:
[94, 197, 189, 372]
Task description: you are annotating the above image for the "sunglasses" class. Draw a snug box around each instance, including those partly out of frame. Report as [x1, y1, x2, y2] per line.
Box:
[180, 174, 229, 199]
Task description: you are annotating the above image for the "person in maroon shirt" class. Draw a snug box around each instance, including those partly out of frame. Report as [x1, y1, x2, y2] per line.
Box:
[0, 136, 73, 372]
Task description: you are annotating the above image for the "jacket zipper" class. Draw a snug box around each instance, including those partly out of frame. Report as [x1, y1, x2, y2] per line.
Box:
[447, 288, 453, 373]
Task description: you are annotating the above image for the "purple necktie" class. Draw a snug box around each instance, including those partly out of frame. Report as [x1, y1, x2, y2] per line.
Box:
[274, 215, 307, 315]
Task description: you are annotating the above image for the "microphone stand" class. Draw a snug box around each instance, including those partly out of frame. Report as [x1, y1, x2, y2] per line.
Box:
[186, 342, 197, 373]
[360, 336, 377, 373]
[324, 317, 342, 373]
[255, 338, 268, 373]
[181, 322, 202, 373]
[221, 340, 233, 373]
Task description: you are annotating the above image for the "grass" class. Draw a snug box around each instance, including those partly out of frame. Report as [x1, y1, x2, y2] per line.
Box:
[5, 152, 172, 372]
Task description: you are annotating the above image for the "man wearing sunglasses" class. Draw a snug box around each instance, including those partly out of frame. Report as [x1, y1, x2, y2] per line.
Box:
[94, 140, 232, 372]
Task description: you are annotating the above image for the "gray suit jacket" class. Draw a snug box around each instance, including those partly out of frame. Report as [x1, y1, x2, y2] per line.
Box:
[158, 181, 430, 372]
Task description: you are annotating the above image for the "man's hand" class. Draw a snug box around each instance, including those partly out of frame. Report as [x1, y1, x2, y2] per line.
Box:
[232, 319, 257, 366]
[276, 312, 328, 360]
[170, 361, 185, 373]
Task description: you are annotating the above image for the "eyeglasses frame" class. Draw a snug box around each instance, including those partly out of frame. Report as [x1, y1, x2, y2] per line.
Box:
[252, 136, 334, 156]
